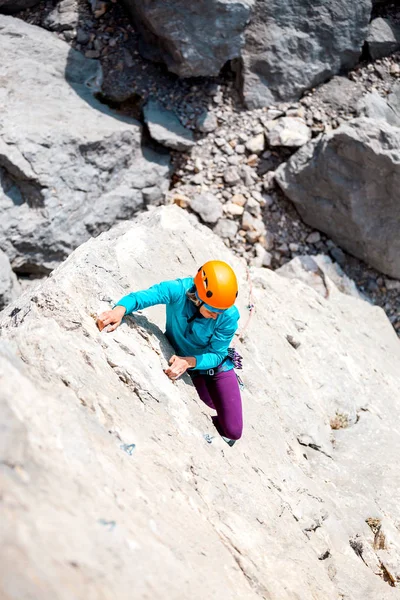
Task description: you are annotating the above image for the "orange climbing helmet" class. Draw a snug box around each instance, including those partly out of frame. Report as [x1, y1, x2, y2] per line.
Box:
[194, 260, 238, 311]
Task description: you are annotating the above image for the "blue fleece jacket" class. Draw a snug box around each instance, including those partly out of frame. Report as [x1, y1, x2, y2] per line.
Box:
[115, 277, 240, 371]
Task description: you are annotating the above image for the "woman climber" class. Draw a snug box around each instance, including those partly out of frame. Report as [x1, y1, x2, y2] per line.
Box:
[96, 260, 243, 445]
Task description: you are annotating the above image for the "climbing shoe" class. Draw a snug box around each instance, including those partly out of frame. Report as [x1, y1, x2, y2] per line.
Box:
[221, 436, 236, 447]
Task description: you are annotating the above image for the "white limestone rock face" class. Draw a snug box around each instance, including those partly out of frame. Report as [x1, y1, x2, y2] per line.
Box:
[1, 206, 400, 599]
[0, 16, 170, 275]
[0, 249, 20, 310]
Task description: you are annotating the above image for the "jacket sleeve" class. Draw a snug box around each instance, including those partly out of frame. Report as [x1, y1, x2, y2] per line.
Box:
[114, 279, 184, 315]
[193, 319, 238, 370]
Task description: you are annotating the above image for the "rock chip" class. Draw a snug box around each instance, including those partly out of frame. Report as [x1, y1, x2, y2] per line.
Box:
[245, 133, 265, 155]
[0, 16, 170, 274]
[196, 110, 218, 133]
[241, 210, 265, 238]
[143, 100, 195, 151]
[190, 192, 223, 224]
[224, 202, 244, 217]
[306, 231, 321, 245]
[213, 218, 239, 240]
[276, 118, 400, 279]
[230, 194, 246, 206]
[122, 0, 252, 77]
[267, 117, 311, 148]
[223, 166, 241, 186]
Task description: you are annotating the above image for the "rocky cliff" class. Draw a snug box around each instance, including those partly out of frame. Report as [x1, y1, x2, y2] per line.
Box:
[1, 206, 400, 599]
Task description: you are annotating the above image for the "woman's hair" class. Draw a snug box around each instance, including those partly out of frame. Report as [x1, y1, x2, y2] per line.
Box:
[186, 287, 202, 307]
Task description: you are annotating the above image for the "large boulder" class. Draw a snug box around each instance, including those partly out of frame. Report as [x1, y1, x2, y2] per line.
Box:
[241, 0, 372, 108]
[0, 0, 39, 13]
[0, 16, 170, 274]
[1, 206, 400, 599]
[0, 249, 20, 310]
[275, 118, 400, 279]
[366, 17, 400, 60]
[122, 0, 253, 77]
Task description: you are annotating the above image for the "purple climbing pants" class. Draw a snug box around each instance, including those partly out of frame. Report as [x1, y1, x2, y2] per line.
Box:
[190, 369, 243, 440]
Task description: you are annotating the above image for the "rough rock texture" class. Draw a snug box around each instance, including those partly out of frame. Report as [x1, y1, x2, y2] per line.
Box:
[143, 100, 195, 151]
[275, 118, 400, 279]
[357, 91, 400, 127]
[43, 0, 79, 32]
[0, 249, 20, 310]
[366, 17, 400, 60]
[189, 192, 223, 224]
[122, 0, 253, 77]
[388, 83, 400, 119]
[277, 255, 363, 300]
[0, 16, 170, 274]
[266, 117, 311, 148]
[1, 206, 400, 599]
[0, 0, 38, 13]
[311, 76, 364, 113]
[241, 0, 372, 108]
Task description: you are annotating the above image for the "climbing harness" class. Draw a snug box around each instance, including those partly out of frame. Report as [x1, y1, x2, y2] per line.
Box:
[188, 268, 255, 391]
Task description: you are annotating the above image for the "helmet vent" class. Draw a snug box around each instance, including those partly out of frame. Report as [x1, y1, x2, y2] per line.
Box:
[206, 291, 213, 298]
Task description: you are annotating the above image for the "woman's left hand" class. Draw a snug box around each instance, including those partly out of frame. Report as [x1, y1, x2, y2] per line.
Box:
[164, 355, 196, 380]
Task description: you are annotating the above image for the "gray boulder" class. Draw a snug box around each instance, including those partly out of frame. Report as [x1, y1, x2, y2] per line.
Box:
[143, 100, 195, 151]
[275, 118, 400, 278]
[190, 192, 223, 224]
[366, 17, 400, 60]
[0, 16, 170, 274]
[0, 249, 20, 310]
[241, 0, 372, 108]
[122, 0, 252, 77]
[0, 0, 39, 13]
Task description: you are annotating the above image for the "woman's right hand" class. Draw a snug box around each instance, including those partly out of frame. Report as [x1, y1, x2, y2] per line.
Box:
[96, 305, 126, 332]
